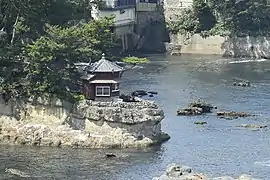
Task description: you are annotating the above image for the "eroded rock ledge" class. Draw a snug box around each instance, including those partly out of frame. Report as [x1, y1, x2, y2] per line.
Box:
[0, 97, 169, 148]
[153, 163, 260, 180]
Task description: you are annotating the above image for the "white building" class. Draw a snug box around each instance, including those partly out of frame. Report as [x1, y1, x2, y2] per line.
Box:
[91, 0, 136, 52]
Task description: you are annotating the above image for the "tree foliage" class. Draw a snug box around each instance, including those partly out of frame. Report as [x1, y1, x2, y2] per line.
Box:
[209, 0, 270, 36]
[0, 0, 118, 102]
[168, 0, 270, 37]
[167, 0, 216, 35]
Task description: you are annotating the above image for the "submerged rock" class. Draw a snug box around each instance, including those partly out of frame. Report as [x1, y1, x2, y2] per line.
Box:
[132, 90, 148, 97]
[148, 91, 158, 95]
[217, 111, 251, 119]
[236, 124, 267, 129]
[233, 80, 251, 87]
[153, 163, 261, 180]
[194, 121, 207, 125]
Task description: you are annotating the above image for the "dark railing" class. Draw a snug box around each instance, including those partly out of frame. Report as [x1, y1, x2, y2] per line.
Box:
[101, 0, 136, 9]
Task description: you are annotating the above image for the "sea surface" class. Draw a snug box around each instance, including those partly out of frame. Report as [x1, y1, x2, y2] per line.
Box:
[1, 55, 270, 180]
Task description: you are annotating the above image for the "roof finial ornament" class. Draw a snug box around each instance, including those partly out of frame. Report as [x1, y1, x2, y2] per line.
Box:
[102, 53, 105, 60]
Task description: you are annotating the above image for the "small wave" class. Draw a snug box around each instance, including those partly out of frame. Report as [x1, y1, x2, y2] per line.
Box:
[254, 160, 270, 167]
[229, 59, 267, 64]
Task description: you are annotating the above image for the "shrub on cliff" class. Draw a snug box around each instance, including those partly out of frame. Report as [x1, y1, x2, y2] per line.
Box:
[122, 56, 149, 65]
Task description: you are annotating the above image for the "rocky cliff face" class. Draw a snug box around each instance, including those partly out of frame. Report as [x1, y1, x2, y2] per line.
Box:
[166, 33, 270, 59]
[0, 96, 169, 148]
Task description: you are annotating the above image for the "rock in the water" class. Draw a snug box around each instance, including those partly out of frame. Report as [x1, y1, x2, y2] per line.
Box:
[194, 121, 207, 125]
[119, 94, 138, 102]
[105, 153, 117, 158]
[160, 132, 170, 142]
[188, 100, 214, 113]
[155, 163, 205, 180]
[153, 163, 261, 180]
[217, 111, 251, 119]
[148, 91, 158, 95]
[236, 124, 267, 129]
[177, 100, 214, 116]
[237, 174, 261, 180]
[132, 90, 148, 97]
[166, 163, 192, 177]
[233, 80, 251, 87]
[177, 107, 203, 116]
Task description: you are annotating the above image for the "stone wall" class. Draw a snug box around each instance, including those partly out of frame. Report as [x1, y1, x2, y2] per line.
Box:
[0, 96, 168, 148]
[166, 34, 270, 58]
[167, 34, 224, 55]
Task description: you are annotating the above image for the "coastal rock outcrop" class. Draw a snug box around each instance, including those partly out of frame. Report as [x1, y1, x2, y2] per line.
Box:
[177, 100, 214, 116]
[153, 163, 261, 180]
[0, 96, 169, 148]
[217, 111, 251, 120]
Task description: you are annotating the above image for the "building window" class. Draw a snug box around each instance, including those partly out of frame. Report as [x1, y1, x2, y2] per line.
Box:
[112, 83, 119, 92]
[96, 86, 110, 96]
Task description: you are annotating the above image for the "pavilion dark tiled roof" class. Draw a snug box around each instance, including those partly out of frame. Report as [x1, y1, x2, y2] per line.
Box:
[86, 53, 123, 73]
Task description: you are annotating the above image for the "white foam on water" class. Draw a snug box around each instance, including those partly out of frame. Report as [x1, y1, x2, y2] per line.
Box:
[229, 59, 267, 64]
[254, 160, 270, 167]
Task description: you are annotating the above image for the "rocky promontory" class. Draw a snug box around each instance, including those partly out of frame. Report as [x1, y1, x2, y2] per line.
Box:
[153, 163, 261, 180]
[0, 96, 169, 148]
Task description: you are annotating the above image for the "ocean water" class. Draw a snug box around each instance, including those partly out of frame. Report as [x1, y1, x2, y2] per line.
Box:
[1, 55, 270, 180]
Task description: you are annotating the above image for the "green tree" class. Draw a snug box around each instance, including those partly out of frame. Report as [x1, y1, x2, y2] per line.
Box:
[0, 0, 50, 45]
[208, 0, 270, 36]
[193, 0, 216, 32]
[167, 0, 216, 35]
[22, 17, 116, 100]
